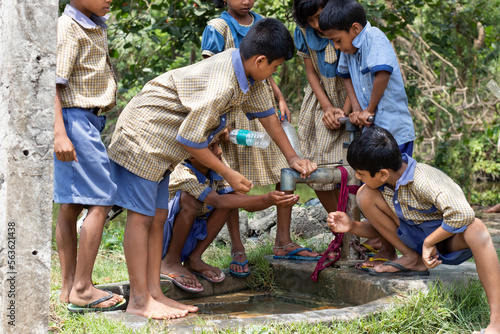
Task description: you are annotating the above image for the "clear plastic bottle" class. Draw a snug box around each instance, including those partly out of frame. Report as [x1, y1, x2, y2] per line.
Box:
[228, 129, 271, 149]
[487, 80, 500, 100]
[281, 116, 303, 158]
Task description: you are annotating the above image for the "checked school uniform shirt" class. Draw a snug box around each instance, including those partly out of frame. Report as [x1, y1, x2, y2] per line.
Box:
[380, 154, 475, 233]
[169, 160, 234, 218]
[336, 21, 415, 146]
[56, 5, 117, 111]
[200, 13, 289, 186]
[294, 27, 349, 191]
[108, 48, 275, 182]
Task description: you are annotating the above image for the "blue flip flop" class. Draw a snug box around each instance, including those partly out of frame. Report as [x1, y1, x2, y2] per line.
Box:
[229, 259, 251, 277]
[273, 247, 321, 261]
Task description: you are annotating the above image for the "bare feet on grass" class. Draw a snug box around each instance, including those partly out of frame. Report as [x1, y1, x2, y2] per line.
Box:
[127, 296, 188, 319]
[151, 292, 198, 313]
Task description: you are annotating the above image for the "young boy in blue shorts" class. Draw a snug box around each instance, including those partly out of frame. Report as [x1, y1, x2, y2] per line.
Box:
[107, 18, 317, 319]
[328, 127, 500, 334]
[54, 0, 125, 313]
[160, 137, 299, 292]
[319, 0, 416, 267]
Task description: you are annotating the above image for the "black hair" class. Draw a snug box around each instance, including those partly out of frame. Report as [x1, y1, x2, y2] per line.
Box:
[318, 0, 367, 32]
[212, 0, 225, 9]
[240, 18, 295, 62]
[292, 0, 329, 28]
[347, 127, 402, 177]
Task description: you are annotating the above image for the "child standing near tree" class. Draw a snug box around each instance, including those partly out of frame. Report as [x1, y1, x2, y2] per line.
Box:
[292, 0, 351, 215]
[202, 0, 320, 269]
[160, 138, 299, 292]
[54, 0, 125, 313]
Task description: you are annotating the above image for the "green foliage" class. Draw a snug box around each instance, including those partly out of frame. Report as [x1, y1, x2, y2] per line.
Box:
[100, 222, 125, 252]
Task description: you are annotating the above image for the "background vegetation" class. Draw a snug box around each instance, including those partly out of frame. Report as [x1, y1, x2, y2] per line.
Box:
[59, 0, 500, 204]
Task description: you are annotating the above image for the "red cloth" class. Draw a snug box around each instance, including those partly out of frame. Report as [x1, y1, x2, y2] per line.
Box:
[310, 167, 359, 282]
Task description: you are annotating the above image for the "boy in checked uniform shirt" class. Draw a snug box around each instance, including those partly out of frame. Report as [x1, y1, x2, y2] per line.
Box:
[108, 18, 317, 319]
[159, 138, 298, 293]
[328, 127, 500, 334]
[54, 1, 125, 313]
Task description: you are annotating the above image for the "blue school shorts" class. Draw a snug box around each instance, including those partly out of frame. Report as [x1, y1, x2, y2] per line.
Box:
[110, 161, 170, 217]
[161, 190, 208, 261]
[53, 107, 117, 206]
[399, 141, 414, 157]
[397, 218, 473, 265]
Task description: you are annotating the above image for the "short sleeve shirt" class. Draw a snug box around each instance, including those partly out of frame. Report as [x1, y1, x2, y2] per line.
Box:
[169, 160, 234, 218]
[379, 154, 475, 233]
[56, 5, 117, 111]
[337, 22, 415, 145]
[108, 48, 276, 182]
[294, 26, 340, 78]
[201, 11, 263, 57]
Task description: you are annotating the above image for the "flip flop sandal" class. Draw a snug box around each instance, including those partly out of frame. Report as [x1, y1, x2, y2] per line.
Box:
[229, 259, 251, 278]
[356, 257, 390, 271]
[368, 261, 430, 276]
[192, 270, 225, 283]
[273, 247, 321, 261]
[67, 290, 127, 313]
[160, 273, 204, 292]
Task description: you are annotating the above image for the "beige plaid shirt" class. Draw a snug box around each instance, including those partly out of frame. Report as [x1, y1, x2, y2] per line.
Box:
[108, 48, 275, 182]
[169, 160, 233, 218]
[56, 5, 116, 111]
[380, 154, 475, 231]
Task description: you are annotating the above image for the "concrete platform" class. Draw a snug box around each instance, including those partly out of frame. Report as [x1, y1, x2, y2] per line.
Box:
[97, 258, 479, 333]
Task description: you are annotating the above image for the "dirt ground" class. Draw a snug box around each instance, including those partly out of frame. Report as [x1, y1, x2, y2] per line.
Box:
[473, 206, 500, 249]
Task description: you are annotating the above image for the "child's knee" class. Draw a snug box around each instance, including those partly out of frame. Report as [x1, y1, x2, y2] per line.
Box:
[466, 218, 492, 243]
[180, 191, 201, 214]
[356, 185, 382, 210]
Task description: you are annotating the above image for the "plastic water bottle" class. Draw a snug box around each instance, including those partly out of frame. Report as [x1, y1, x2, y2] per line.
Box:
[487, 80, 500, 100]
[281, 116, 303, 158]
[229, 129, 271, 149]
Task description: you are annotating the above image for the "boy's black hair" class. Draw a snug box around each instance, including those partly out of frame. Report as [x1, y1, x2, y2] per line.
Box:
[240, 18, 295, 62]
[212, 0, 225, 8]
[318, 0, 367, 32]
[347, 127, 402, 177]
[292, 0, 329, 28]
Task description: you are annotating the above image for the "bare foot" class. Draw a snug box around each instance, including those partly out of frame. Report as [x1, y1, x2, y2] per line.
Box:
[371, 255, 428, 274]
[69, 285, 124, 308]
[184, 258, 224, 282]
[230, 252, 250, 274]
[152, 293, 198, 313]
[160, 263, 202, 290]
[486, 203, 500, 213]
[127, 296, 188, 319]
[273, 242, 319, 258]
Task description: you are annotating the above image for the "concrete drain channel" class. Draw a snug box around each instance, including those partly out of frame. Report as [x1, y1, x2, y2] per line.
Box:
[99, 257, 478, 332]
